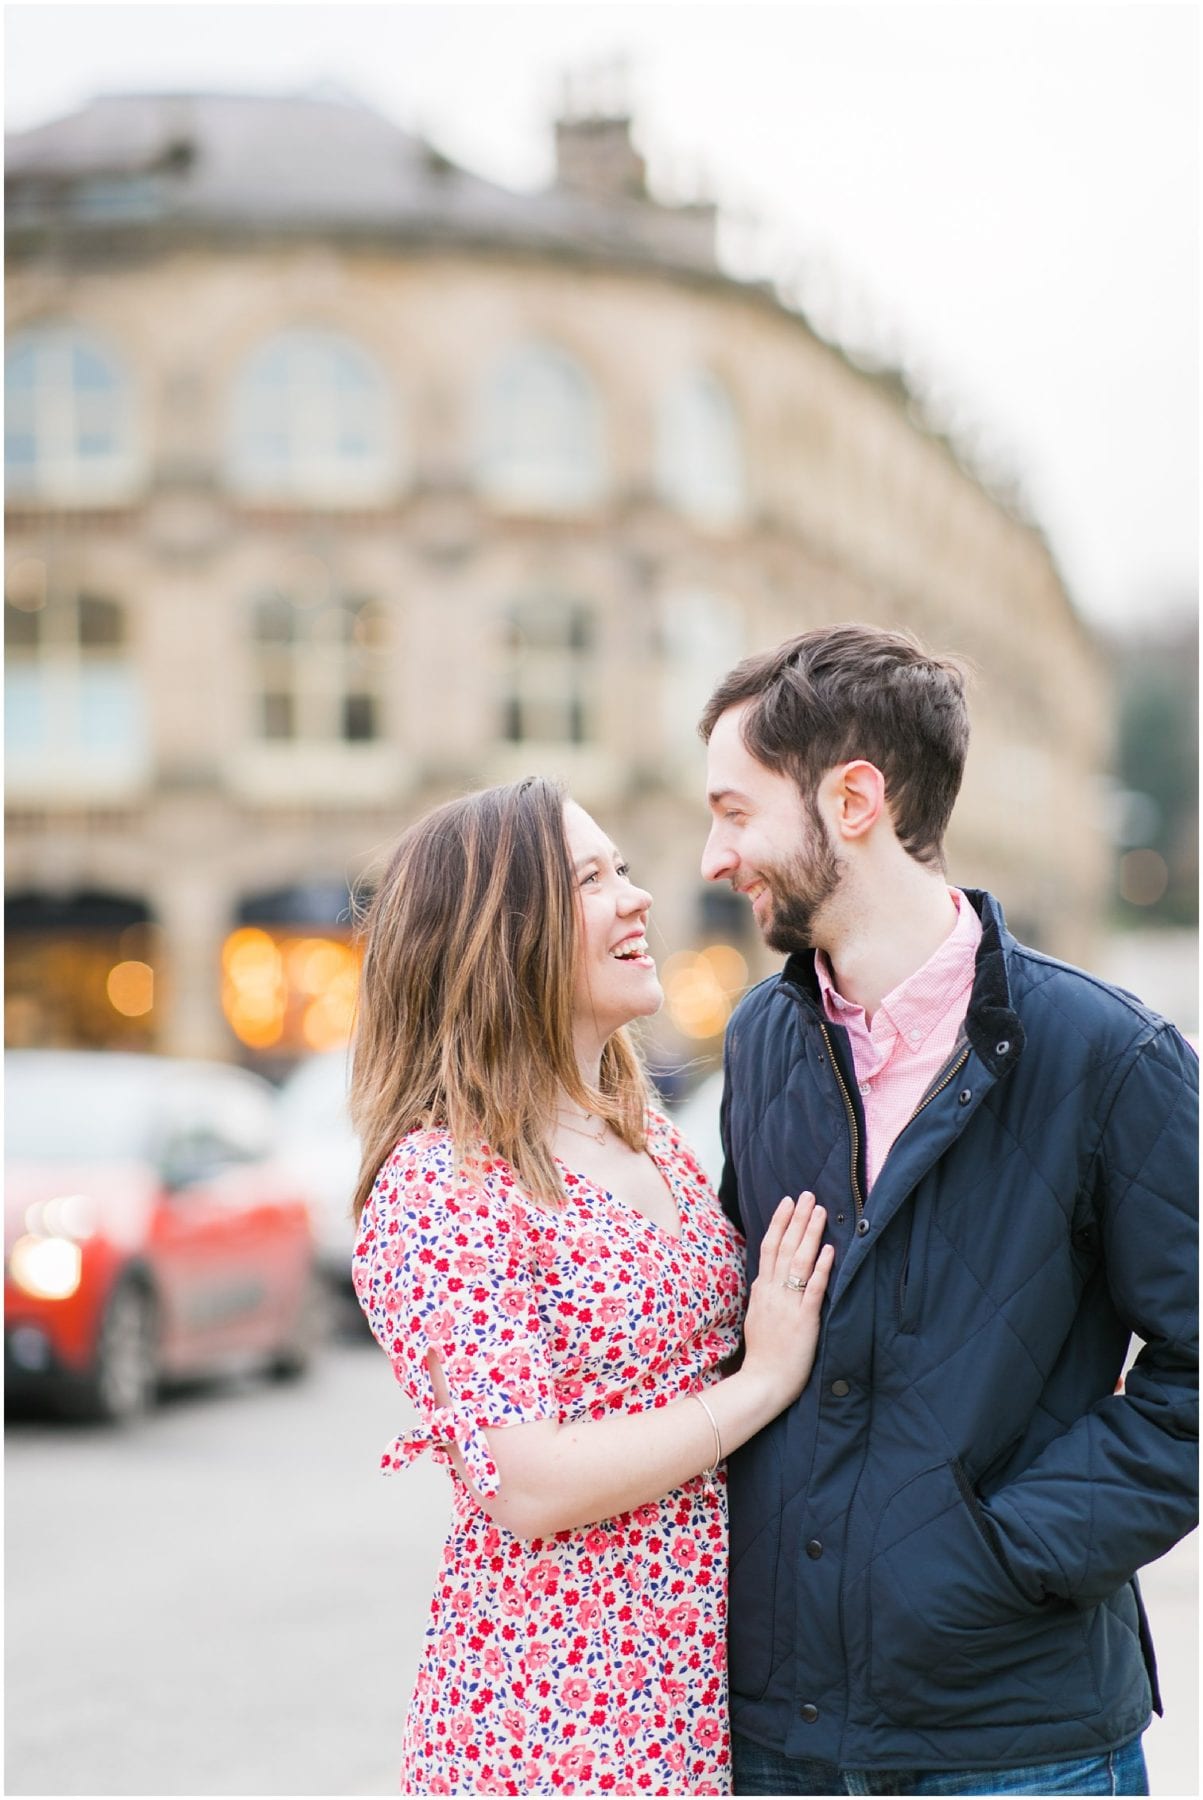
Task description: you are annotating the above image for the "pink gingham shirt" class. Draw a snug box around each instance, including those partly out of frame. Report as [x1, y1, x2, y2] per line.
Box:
[816, 888, 982, 1192]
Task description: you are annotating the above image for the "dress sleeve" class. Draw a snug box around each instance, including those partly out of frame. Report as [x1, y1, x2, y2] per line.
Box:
[351, 1131, 558, 1496]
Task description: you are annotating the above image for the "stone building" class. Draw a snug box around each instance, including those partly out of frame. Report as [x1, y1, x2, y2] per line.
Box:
[4, 88, 1109, 1076]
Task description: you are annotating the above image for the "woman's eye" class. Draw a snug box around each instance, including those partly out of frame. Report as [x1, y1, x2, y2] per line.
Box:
[616, 862, 631, 878]
[580, 870, 599, 886]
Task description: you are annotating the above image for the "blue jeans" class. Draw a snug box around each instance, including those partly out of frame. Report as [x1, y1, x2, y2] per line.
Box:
[732, 1731, 1149, 1796]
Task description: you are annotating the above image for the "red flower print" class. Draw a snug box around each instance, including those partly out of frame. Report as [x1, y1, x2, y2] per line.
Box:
[356, 1119, 744, 1795]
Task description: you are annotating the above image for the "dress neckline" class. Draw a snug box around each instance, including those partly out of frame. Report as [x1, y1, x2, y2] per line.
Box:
[553, 1127, 684, 1244]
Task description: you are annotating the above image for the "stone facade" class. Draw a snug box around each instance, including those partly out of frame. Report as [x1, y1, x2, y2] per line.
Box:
[4, 92, 1109, 1072]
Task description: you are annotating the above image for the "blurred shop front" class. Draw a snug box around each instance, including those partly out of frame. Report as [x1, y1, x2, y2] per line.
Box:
[222, 884, 359, 1080]
[6, 891, 159, 1050]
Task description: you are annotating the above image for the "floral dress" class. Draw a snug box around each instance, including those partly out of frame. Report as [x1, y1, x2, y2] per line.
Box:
[352, 1109, 746, 1797]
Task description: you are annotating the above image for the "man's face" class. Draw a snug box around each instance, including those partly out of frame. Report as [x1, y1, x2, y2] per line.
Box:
[702, 702, 843, 953]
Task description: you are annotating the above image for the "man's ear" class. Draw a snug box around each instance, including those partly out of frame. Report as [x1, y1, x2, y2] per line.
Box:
[831, 760, 886, 841]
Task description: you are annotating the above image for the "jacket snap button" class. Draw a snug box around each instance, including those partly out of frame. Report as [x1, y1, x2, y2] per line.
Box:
[806, 1539, 823, 1559]
[856, 1217, 870, 1236]
[958, 1088, 973, 1105]
[800, 1703, 820, 1723]
[830, 1378, 851, 1397]
[995, 1039, 1010, 1056]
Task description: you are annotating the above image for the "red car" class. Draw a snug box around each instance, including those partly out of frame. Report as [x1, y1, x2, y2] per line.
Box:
[5, 1050, 320, 1422]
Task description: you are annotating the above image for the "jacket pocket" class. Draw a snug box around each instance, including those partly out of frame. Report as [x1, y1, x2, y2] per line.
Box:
[895, 1206, 932, 1333]
[866, 1460, 1102, 1728]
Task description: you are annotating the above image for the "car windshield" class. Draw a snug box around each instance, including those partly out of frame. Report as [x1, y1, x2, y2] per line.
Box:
[5, 1058, 157, 1161]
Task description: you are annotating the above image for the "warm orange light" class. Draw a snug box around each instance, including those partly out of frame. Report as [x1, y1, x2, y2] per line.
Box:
[222, 926, 359, 1052]
[106, 960, 155, 1017]
[222, 928, 287, 1047]
[660, 943, 749, 1041]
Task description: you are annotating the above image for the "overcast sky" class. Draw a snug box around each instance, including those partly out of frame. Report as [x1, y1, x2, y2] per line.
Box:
[5, 2, 1198, 635]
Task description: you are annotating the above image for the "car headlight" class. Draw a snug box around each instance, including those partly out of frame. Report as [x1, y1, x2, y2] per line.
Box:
[8, 1235, 83, 1301]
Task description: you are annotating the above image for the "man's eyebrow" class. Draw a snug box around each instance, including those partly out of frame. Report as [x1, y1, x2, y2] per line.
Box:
[707, 787, 749, 808]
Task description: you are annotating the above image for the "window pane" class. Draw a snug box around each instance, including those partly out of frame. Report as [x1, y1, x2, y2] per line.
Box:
[4, 667, 46, 753]
[77, 665, 145, 753]
[254, 596, 297, 643]
[342, 693, 378, 742]
[72, 344, 118, 391]
[78, 595, 125, 649]
[5, 600, 41, 651]
[5, 432, 37, 467]
[261, 692, 295, 740]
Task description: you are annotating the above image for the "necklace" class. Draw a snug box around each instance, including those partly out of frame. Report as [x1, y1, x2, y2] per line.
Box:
[555, 1109, 607, 1145]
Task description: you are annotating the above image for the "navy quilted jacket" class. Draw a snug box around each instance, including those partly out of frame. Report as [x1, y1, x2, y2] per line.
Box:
[719, 889, 1198, 1770]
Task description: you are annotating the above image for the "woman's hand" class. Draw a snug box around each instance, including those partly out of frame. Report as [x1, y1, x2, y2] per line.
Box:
[739, 1194, 834, 1412]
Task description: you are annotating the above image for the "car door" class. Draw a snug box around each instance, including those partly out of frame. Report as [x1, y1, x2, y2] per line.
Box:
[147, 1067, 302, 1372]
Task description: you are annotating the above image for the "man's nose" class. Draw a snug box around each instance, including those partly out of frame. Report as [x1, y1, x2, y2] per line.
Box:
[701, 825, 734, 883]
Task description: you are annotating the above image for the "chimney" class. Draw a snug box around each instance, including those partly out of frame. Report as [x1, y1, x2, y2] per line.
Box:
[553, 60, 647, 203]
[554, 112, 648, 203]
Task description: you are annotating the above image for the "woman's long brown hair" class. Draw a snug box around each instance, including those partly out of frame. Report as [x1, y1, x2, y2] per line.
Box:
[350, 778, 651, 1221]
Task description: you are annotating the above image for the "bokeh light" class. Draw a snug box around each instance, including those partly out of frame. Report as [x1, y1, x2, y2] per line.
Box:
[662, 942, 748, 1040]
[105, 959, 154, 1017]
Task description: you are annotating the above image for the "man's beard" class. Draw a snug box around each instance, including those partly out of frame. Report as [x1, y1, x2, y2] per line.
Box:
[759, 807, 843, 954]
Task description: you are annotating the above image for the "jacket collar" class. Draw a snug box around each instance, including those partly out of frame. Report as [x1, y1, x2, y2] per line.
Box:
[780, 886, 1025, 1079]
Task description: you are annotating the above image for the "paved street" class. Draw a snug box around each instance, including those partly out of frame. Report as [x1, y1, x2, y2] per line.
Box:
[6, 1339, 1199, 1797]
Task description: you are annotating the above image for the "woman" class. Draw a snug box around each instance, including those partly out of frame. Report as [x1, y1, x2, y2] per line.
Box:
[351, 779, 833, 1796]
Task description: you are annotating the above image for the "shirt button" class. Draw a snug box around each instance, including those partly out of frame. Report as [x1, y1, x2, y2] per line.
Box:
[856, 1217, 870, 1237]
[908, 1028, 922, 1044]
[806, 1539, 823, 1559]
[859, 1081, 872, 1096]
[830, 1378, 851, 1397]
[800, 1703, 820, 1723]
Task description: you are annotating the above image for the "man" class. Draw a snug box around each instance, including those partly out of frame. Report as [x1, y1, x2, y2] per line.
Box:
[699, 624, 1197, 1798]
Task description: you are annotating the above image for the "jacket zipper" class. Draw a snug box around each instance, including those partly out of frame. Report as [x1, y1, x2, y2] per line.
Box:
[903, 1044, 971, 1128]
[817, 1019, 864, 1222]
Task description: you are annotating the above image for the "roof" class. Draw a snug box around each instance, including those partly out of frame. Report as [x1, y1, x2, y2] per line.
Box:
[4, 88, 719, 276]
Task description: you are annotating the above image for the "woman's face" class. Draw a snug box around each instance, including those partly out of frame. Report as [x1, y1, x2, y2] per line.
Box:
[563, 800, 662, 1047]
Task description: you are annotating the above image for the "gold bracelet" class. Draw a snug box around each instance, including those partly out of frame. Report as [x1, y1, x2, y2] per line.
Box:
[692, 1391, 723, 1497]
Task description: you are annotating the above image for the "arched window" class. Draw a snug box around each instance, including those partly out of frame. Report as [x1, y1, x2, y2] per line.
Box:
[4, 562, 147, 786]
[5, 327, 137, 502]
[478, 343, 603, 510]
[655, 371, 744, 523]
[250, 592, 388, 744]
[502, 597, 597, 744]
[228, 331, 395, 503]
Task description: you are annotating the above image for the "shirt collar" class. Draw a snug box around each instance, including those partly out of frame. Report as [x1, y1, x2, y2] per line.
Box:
[815, 888, 982, 1047]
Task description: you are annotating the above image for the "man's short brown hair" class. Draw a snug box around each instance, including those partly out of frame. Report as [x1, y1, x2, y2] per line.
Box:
[699, 623, 971, 867]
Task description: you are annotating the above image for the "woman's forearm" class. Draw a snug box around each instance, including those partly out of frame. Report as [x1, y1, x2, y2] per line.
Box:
[438, 1359, 786, 1539]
